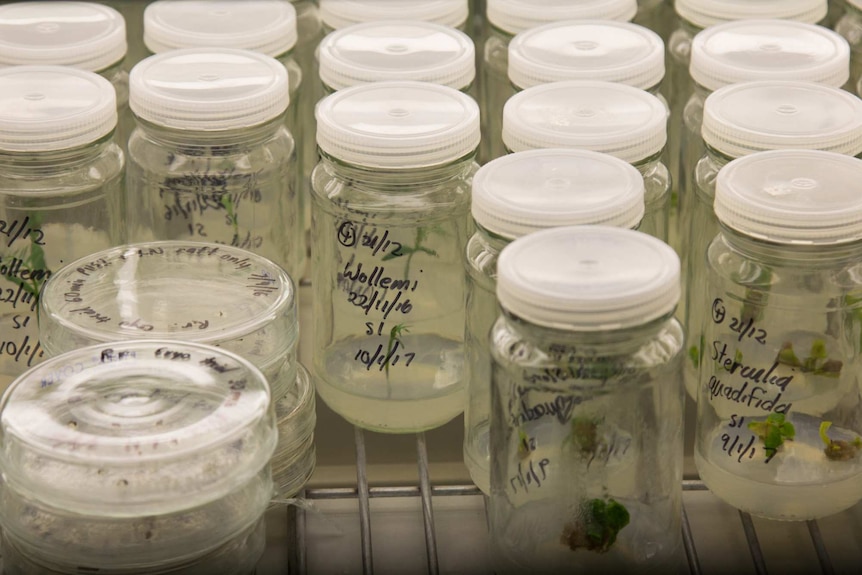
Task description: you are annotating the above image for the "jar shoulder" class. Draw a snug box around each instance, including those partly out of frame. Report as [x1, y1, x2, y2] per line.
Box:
[1, 143, 124, 193]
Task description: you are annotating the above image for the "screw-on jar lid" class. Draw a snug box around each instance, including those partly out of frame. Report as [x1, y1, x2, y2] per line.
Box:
[0, 66, 116, 152]
[715, 150, 862, 245]
[675, 0, 827, 28]
[319, 0, 469, 30]
[497, 226, 679, 331]
[689, 20, 849, 92]
[0, 2, 126, 71]
[508, 20, 664, 90]
[703, 81, 862, 158]
[144, 0, 298, 57]
[472, 149, 644, 239]
[316, 81, 480, 168]
[130, 48, 289, 131]
[319, 21, 475, 91]
[39, 242, 297, 397]
[502, 80, 667, 163]
[487, 0, 637, 35]
[0, 340, 276, 515]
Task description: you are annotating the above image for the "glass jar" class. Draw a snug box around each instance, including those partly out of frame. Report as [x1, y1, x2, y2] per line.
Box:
[127, 48, 301, 280]
[634, 0, 676, 42]
[318, 20, 475, 93]
[481, 0, 637, 164]
[311, 81, 479, 433]
[836, 0, 862, 90]
[489, 226, 684, 574]
[679, 19, 850, 255]
[695, 150, 862, 520]
[502, 80, 670, 243]
[465, 149, 645, 495]
[0, 2, 131, 156]
[318, 0, 470, 33]
[0, 66, 123, 392]
[683, 81, 862, 401]
[0, 340, 276, 573]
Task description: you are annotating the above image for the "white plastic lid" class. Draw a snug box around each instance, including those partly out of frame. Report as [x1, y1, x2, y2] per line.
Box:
[130, 48, 289, 131]
[319, 0, 469, 29]
[502, 80, 667, 163]
[0, 340, 276, 515]
[0, 66, 117, 152]
[319, 21, 475, 91]
[472, 149, 645, 239]
[316, 81, 480, 168]
[487, 0, 638, 35]
[144, 0, 298, 57]
[849, 0, 862, 10]
[714, 150, 862, 245]
[0, 2, 126, 71]
[508, 20, 664, 90]
[689, 20, 850, 91]
[675, 0, 827, 28]
[496, 226, 680, 331]
[703, 81, 862, 158]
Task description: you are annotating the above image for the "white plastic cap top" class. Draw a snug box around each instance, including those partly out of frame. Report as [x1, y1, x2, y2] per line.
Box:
[0, 66, 116, 152]
[849, 0, 862, 10]
[319, 0, 469, 29]
[689, 20, 850, 92]
[0, 2, 126, 71]
[130, 48, 289, 131]
[319, 21, 475, 91]
[496, 226, 680, 331]
[703, 81, 862, 158]
[144, 0, 298, 57]
[487, 0, 637, 35]
[472, 149, 645, 239]
[508, 20, 664, 90]
[502, 80, 667, 163]
[675, 0, 827, 28]
[715, 150, 862, 245]
[316, 81, 480, 168]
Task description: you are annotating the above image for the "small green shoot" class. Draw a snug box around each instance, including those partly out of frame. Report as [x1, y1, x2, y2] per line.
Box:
[220, 193, 239, 237]
[776, 340, 842, 377]
[561, 498, 630, 553]
[383, 323, 408, 396]
[4, 212, 47, 301]
[382, 226, 442, 278]
[819, 421, 862, 462]
[748, 413, 795, 462]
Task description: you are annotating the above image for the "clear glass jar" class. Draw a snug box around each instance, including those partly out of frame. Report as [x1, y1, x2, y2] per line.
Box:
[464, 149, 645, 495]
[634, 0, 676, 41]
[0, 2, 131, 156]
[0, 66, 123, 392]
[489, 226, 684, 574]
[481, 0, 637, 164]
[502, 80, 670, 243]
[836, 0, 862, 89]
[696, 150, 862, 520]
[0, 340, 276, 573]
[311, 81, 479, 433]
[683, 81, 862, 400]
[127, 48, 302, 280]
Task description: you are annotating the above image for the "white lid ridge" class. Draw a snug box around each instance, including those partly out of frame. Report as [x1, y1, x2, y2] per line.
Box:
[472, 149, 645, 239]
[496, 226, 680, 331]
[144, 0, 298, 57]
[675, 0, 827, 28]
[319, 0, 469, 29]
[487, 0, 638, 35]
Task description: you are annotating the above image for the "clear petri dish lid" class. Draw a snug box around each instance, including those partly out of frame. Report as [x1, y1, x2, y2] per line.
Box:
[39, 242, 297, 384]
[144, 0, 298, 57]
[0, 65, 116, 152]
[675, 0, 827, 28]
[496, 226, 680, 331]
[502, 80, 667, 163]
[471, 149, 644, 239]
[129, 48, 289, 131]
[702, 81, 862, 158]
[0, 2, 126, 71]
[508, 20, 664, 90]
[0, 340, 277, 515]
[316, 80, 480, 169]
[715, 150, 862, 245]
[318, 21, 475, 91]
[689, 20, 850, 92]
[487, 0, 637, 35]
[319, 0, 469, 29]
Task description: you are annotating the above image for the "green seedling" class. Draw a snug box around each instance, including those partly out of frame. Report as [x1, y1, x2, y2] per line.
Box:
[776, 340, 842, 377]
[819, 421, 862, 462]
[561, 498, 630, 553]
[748, 413, 795, 462]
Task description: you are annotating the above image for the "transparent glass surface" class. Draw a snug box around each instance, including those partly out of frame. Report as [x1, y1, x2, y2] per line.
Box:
[0, 136, 124, 392]
[679, 85, 709, 257]
[489, 312, 685, 573]
[272, 363, 317, 498]
[634, 0, 676, 41]
[835, 3, 862, 92]
[695, 229, 862, 520]
[481, 25, 514, 164]
[636, 154, 672, 244]
[311, 155, 475, 433]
